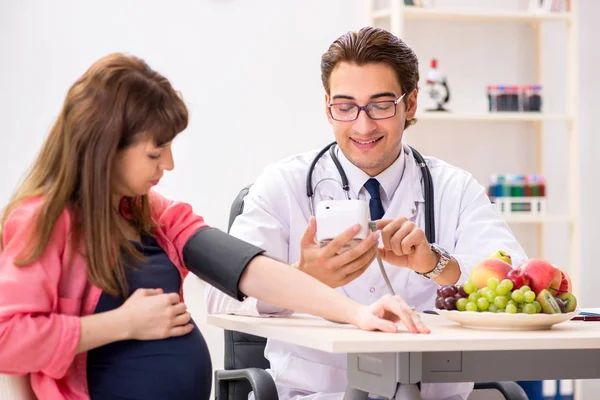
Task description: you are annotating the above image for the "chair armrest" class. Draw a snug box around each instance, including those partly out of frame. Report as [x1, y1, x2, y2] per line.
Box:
[474, 381, 528, 400]
[215, 368, 278, 400]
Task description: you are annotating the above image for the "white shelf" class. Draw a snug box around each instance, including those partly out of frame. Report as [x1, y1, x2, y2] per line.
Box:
[503, 214, 572, 224]
[372, 7, 572, 23]
[371, 9, 395, 20]
[369, 2, 581, 396]
[415, 112, 571, 122]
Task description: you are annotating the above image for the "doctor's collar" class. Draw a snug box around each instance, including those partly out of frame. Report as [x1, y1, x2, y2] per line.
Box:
[335, 145, 406, 201]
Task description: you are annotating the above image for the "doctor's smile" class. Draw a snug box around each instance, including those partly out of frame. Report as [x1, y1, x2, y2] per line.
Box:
[350, 135, 384, 149]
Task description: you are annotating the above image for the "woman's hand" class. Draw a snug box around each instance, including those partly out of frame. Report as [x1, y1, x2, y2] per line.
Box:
[117, 288, 194, 340]
[352, 294, 431, 334]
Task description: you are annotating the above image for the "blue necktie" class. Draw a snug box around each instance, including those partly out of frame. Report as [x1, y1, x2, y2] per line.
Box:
[364, 178, 385, 221]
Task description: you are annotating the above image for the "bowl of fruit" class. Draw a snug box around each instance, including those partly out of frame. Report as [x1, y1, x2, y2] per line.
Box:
[435, 250, 579, 330]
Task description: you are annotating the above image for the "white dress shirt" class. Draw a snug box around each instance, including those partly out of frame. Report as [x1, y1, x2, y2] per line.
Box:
[205, 143, 527, 400]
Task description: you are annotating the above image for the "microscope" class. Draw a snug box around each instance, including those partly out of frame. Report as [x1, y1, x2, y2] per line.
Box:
[426, 58, 451, 112]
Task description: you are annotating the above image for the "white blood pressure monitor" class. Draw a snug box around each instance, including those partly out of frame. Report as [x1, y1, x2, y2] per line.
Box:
[315, 200, 370, 253]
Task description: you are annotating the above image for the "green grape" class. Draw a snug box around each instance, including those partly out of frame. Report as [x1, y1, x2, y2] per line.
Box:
[494, 296, 509, 309]
[523, 303, 537, 314]
[484, 290, 497, 303]
[507, 299, 517, 307]
[477, 297, 489, 311]
[501, 279, 514, 291]
[487, 304, 499, 313]
[480, 287, 491, 297]
[496, 284, 510, 296]
[463, 280, 477, 295]
[487, 278, 500, 291]
[465, 302, 478, 312]
[511, 290, 525, 303]
[524, 291, 536, 303]
[520, 285, 532, 293]
[456, 298, 469, 311]
[497, 308, 506, 313]
[532, 301, 542, 313]
[468, 293, 481, 302]
[506, 304, 518, 314]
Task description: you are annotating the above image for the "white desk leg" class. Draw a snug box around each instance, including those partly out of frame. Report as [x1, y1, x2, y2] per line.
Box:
[345, 353, 423, 400]
[394, 384, 421, 399]
[344, 385, 422, 400]
[343, 388, 369, 400]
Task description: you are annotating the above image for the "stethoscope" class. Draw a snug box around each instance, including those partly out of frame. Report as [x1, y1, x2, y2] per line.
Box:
[306, 141, 436, 243]
[305, 141, 436, 295]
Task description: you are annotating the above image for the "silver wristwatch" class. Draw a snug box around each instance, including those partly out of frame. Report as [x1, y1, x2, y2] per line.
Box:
[417, 243, 451, 279]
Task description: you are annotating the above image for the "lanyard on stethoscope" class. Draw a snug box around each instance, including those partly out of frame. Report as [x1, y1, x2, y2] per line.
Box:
[305, 141, 436, 243]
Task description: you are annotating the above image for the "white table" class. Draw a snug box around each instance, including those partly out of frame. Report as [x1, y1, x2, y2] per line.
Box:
[207, 313, 600, 400]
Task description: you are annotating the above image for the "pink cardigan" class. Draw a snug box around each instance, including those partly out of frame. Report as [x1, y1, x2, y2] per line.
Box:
[0, 192, 207, 399]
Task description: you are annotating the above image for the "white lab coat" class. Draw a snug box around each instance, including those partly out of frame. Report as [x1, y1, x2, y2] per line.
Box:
[205, 144, 527, 400]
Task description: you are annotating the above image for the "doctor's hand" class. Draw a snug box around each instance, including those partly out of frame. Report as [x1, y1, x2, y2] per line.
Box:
[354, 294, 430, 334]
[375, 218, 438, 274]
[296, 217, 379, 288]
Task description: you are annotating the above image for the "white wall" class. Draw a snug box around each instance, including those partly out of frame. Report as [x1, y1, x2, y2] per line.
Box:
[1, 0, 599, 397]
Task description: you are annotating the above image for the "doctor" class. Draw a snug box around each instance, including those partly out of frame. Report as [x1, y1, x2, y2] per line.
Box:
[206, 26, 526, 400]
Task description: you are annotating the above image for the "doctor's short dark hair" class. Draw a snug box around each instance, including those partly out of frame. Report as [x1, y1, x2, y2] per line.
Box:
[320, 26, 419, 129]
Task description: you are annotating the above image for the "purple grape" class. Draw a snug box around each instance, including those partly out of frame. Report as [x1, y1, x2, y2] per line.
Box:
[444, 297, 458, 311]
[435, 297, 445, 310]
[458, 286, 468, 298]
[436, 287, 445, 297]
[439, 285, 458, 298]
[454, 293, 463, 299]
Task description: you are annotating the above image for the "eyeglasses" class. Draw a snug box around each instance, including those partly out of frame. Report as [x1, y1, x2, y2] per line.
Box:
[328, 93, 406, 122]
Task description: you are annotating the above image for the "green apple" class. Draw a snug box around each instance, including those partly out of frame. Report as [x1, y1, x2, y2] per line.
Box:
[488, 250, 512, 266]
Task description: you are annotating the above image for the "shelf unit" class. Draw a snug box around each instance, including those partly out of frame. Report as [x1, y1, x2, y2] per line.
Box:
[415, 112, 572, 122]
[503, 213, 572, 224]
[372, 6, 573, 23]
[367, 0, 581, 398]
[366, 3, 580, 232]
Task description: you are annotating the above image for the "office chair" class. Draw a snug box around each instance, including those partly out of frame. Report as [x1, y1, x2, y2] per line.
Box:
[213, 185, 528, 400]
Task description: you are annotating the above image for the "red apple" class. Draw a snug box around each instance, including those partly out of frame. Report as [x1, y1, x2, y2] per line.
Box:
[519, 258, 562, 295]
[506, 268, 530, 290]
[470, 258, 513, 289]
[556, 267, 573, 295]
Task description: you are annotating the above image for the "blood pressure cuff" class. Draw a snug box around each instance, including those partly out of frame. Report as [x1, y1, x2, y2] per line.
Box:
[182, 227, 265, 301]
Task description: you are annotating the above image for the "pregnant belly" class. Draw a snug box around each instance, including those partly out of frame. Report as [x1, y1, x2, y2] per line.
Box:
[87, 319, 211, 400]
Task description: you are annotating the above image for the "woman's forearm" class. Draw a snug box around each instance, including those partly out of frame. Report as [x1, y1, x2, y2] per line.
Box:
[76, 310, 129, 354]
[238, 255, 360, 325]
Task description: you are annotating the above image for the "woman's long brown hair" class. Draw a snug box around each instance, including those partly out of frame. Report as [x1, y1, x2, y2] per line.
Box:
[0, 53, 188, 298]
